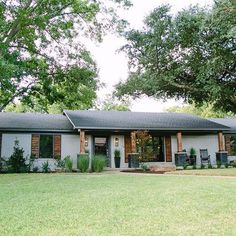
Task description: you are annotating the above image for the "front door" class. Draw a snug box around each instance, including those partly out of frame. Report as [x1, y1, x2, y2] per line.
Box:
[94, 137, 110, 167]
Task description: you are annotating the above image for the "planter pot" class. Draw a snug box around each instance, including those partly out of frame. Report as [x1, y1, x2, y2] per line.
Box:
[129, 153, 140, 168]
[189, 155, 196, 165]
[175, 152, 186, 166]
[216, 152, 228, 165]
[115, 157, 120, 168]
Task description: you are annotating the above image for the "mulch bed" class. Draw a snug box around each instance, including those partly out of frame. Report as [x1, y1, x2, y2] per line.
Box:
[120, 169, 165, 174]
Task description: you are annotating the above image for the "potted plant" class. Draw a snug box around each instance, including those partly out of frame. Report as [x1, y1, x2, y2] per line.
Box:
[114, 149, 121, 168]
[189, 147, 197, 165]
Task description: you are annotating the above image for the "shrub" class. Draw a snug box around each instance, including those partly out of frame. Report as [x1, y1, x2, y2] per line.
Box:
[7, 140, 28, 173]
[77, 154, 89, 173]
[217, 160, 221, 168]
[92, 155, 106, 172]
[32, 166, 39, 173]
[64, 156, 73, 172]
[57, 159, 65, 168]
[208, 163, 212, 169]
[141, 163, 149, 172]
[0, 157, 5, 173]
[225, 163, 229, 168]
[190, 148, 196, 156]
[114, 149, 120, 158]
[42, 161, 50, 173]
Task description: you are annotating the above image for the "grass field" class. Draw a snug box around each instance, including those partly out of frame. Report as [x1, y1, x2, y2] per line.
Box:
[167, 168, 236, 176]
[0, 173, 236, 236]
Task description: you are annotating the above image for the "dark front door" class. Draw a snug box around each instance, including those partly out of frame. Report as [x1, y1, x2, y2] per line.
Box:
[94, 137, 110, 167]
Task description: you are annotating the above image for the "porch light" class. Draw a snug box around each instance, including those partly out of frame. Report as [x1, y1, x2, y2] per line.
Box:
[115, 137, 119, 147]
[85, 136, 88, 147]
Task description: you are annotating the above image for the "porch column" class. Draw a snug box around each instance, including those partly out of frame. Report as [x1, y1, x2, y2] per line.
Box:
[131, 131, 137, 153]
[218, 131, 224, 152]
[216, 131, 228, 165]
[80, 129, 85, 154]
[176, 131, 183, 152]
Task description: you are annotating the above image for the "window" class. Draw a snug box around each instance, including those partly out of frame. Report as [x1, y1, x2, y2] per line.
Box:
[39, 135, 53, 158]
[228, 135, 236, 155]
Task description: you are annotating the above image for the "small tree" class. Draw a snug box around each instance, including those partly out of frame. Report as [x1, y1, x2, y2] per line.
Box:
[7, 140, 27, 173]
[136, 131, 154, 162]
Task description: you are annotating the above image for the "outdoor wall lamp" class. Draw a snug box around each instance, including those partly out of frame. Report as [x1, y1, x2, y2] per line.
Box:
[85, 136, 88, 147]
[115, 137, 119, 147]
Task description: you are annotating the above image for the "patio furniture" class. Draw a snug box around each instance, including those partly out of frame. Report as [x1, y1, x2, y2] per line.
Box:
[200, 149, 210, 165]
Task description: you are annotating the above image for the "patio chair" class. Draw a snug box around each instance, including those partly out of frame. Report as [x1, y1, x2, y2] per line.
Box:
[200, 149, 210, 165]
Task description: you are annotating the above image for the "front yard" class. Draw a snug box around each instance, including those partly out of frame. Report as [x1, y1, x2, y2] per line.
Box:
[167, 168, 236, 176]
[0, 173, 236, 236]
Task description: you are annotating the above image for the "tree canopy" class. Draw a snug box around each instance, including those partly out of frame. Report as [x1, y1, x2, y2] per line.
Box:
[0, 0, 131, 112]
[94, 94, 130, 111]
[116, 0, 236, 113]
[166, 103, 236, 118]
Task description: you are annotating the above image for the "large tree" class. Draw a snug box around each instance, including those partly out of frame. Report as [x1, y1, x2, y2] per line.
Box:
[0, 0, 131, 112]
[166, 103, 236, 118]
[116, 0, 236, 113]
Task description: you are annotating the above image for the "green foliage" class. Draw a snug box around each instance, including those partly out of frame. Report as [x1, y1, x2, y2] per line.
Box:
[94, 94, 131, 111]
[208, 163, 213, 169]
[0, 157, 5, 173]
[140, 163, 149, 172]
[42, 161, 50, 173]
[114, 149, 121, 158]
[166, 103, 235, 118]
[0, 0, 131, 112]
[92, 155, 106, 172]
[57, 159, 65, 168]
[77, 154, 90, 173]
[7, 140, 28, 173]
[217, 161, 222, 168]
[183, 163, 188, 170]
[190, 148, 196, 156]
[32, 167, 39, 173]
[225, 163, 229, 168]
[64, 156, 73, 172]
[116, 1, 236, 113]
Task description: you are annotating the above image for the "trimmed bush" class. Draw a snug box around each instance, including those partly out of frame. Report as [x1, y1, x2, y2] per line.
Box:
[92, 155, 106, 172]
[7, 140, 28, 173]
[64, 156, 73, 172]
[77, 154, 89, 173]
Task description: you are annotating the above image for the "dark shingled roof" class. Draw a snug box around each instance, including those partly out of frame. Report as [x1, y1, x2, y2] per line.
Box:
[0, 112, 74, 132]
[64, 110, 229, 131]
[209, 118, 236, 133]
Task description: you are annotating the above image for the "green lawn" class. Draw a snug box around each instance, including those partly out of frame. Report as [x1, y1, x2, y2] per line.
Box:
[167, 168, 236, 176]
[0, 173, 236, 236]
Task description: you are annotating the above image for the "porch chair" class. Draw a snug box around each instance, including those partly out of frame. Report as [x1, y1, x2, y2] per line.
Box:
[200, 149, 210, 165]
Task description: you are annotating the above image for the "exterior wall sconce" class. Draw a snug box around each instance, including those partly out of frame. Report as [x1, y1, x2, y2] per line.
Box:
[115, 137, 119, 147]
[85, 136, 88, 147]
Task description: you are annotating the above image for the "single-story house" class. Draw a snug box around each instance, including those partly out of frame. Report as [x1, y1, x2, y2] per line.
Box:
[0, 110, 235, 171]
[208, 118, 236, 164]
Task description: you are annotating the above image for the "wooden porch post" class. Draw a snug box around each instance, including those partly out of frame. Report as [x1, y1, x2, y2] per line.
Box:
[176, 131, 183, 152]
[131, 131, 137, 153]
[80, 129, 85, 154]
[218, 131, 224, 152]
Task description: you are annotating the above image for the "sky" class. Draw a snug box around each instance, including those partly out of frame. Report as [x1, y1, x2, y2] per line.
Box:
[87, 0, 213, 112]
